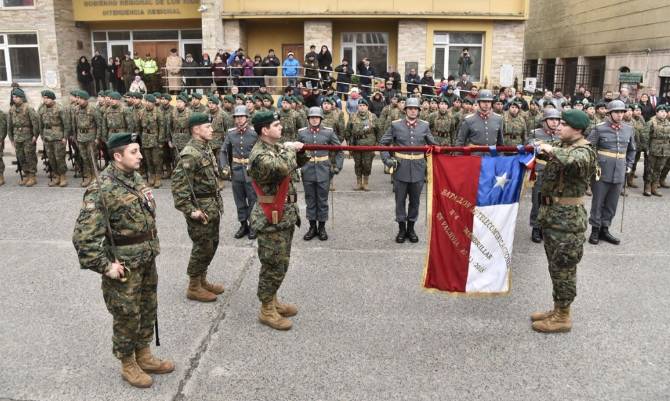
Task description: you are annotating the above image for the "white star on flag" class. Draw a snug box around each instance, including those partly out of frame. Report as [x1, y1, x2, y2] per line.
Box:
[494, 172, 509, 189]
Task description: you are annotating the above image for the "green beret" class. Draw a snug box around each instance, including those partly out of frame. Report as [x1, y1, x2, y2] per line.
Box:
[188, 112, 209, 128]
[322, 97, 336, 105]
[144, 94, 156, 103]
[152, 92, 161, 98]
[263, 94, 274, 104]
[78, 90, 90, 100]
[41, 90, 56, 100]
[177, 93, 189, 103]
[656, 104, 668, 112]
[251, 110, 279, 126]
[191, 93, 202, 100]
[207, 95, 219, 105]
[69, 90, 79, 97]
[109, 91, 122, 100]
[12, 88, 26, 99]
[223, 95, 235, 103]
[596, 101, 607, 108]
[100, 90, 109, 97]
[107, 132, 139, 149]
[123, 92, 131, 98]
[437, 96, 450, 104]
[161, 93, 171, 100]
[463, 98, 473, 105]
[358, 98, 370, 107]
[629, 103, 641, 110]
[235, 93, 246, 101]
[131, 92, 143, 99]
[294, 96, 304, 104]
[561, 109, 590, 131]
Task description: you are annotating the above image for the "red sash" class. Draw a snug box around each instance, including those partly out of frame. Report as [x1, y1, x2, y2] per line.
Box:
[252, 176, 291, 224]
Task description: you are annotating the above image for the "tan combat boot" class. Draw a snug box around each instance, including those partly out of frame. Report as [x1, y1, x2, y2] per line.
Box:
[354, 176, 362, 190]
[200, 272, 224, 295]
[48, 174, 59, 187]
[24, 174, 37, 187]
[153, 176, 161, 189]
[643, 182, 652, 196]
[651, 183, 663, 197]
[120, 355, 153, 388]
[18, 175, 26, 185]
[81, 176, 90, 187]
[362, 176, 370, 191]
[273, 295, 298, 317]
[186, 276, 217, 302]
[135, 346, 175, 374]
[532, 306, 572, 333]
[530, 303, 558, 322]
[626, 174, 638, 188]
[147, 174, 155, 187]
[0, 175, 5, 186]
[258, 301, 292, 330]
[59, 174, 68, 187]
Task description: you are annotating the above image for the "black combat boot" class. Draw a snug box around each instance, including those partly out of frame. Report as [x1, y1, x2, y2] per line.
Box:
[395, 222, 407, 243]
[303, 220, 318, 241]
[317, 221, 328, 241]
[406, 221, 419, 243]
[234, 221, 249, 239]
[599, 226, 620, 245]
[248, 227, 257, 240]
[588, 226, 600, 245]
[531, 227, 543, 243]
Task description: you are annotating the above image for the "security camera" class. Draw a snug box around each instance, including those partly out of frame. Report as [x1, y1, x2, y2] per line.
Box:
[197, 4, 208, 12]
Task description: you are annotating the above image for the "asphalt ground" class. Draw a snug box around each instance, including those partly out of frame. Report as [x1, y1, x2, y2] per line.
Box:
[1, 147, 668, 401]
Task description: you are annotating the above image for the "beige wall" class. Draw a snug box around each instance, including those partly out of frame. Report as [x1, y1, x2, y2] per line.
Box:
[525, 0, 670, 60]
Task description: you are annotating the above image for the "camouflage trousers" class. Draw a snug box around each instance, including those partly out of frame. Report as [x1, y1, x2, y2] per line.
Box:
[0, 144, 4, 174]
[79, 141, 95, 178]
[211, 146, 223, 176]
[186, 216, 220, 277]
[15, 140, 38, 175]
[352, 151, 374, 177]
[257, 227, 294, 303]
[543, 229, 584, 308]
[102, 258, 158, 359]
[44, 139, 68, 175]
[142, 146, 162, 176]
[433, 135, 451, 146]
[649, 155, 670, 183]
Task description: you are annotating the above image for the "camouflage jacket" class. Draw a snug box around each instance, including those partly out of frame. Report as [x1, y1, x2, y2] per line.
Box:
[101, 105, 132, 141]
[648, 116, 670, 157]
[538, 138, 597, 233]
[209, 108, 231, 149]
[190, 103, 207, 114]
[321, 109, 346, 140]
[8, 102, 40, 142]
[278, 108, 301, 141]
[170, 107, 192, 150]
[65, 102, 79, 137]
[130, 104, 145, 132]
[138, 107, 165, 148]
[0, 110, 6, 152]
[74, 102, 98, 143]
[381, 107, 405, 134]
[72, 163, 159, 274]
[248, 140, 309, 233]
[630, 116, 649, 152]
[503, 112, 528, 145]
[419, 109, 431, 121]
[38, 102, 70, 141]
[525, 110, 542, 133]
[171, 138, 222, 219]
[345, 111, 380, 146]
[429, 110, 454, 140]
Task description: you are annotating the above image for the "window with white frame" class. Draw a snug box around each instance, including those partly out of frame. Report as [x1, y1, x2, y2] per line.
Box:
[0, 32, 41, 82]
[433, 32, 483, 82]
[92, 30, 202, 61]
[342, 32, 388, 75]
[0, 0, 34, 7]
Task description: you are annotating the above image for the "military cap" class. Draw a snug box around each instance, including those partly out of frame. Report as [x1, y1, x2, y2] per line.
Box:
[656, 104, 668, 112]
[628, 103, 641, 110]
[109, 91, 122, 100]
[583, 102, 595, 109]
[463, 98, 473, 105]
[177, 93, 189, 103]
[398, 95, 407, 101]
[107, 132, 139, 149]
[233, 105, 249, 117]
[41, 90, 56, 100]
[191, 92, 202, 100]
[123, 92, 131, 98]
[207, 95, 219, 105]
[358, 98, 370, 107]
[561, 109, 590, 131]
[492, 96, 503, 104]
[263, 94, 274, 104]
[294, 95, 304, 104]
[452, 97, 462, 103]
[144, 94, 156, 103]
[509, 101, 523, 109]
[69, 90, 79, 97]
[12, 88, 26, 99]
[188, 112, 209, 128]
[429, 97, 438, 103]
[97, 90, 107, 97]
[477, 90, 494, 102]
[235, 93, 246, 101]
[223, 95, 235, 103]
[152, 91, 161, 98]
[542, 109, 561, 121]
[437, 96, 450, 104]
[606, 100, 627, 113]
[287, 96, 297, 103]
[595, 101, 607, 109]
[251, 110, 279, 126]
[161, 93, 171, 100]
[132, 92, 144, 99]
[322, 97, 336, 105]
[405, 97, 421, 109]
[308, 106, 324, 118]
[77, 90, 91, 100]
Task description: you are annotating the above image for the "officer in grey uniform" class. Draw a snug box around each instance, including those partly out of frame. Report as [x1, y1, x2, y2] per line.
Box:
[527, 108, 561, 243]
[380, 97, 437, 243]
[220, 105, 259, 240]
[455, 89, 504, 147]
[587, 100, 636, 245]
[298, 107, 344, 241]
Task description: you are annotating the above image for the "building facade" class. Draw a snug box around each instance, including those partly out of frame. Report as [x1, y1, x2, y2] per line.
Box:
[0, 0, 528, 104]
[524, 0, 670, 99]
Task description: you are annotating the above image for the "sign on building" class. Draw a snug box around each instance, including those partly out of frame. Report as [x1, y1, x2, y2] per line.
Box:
[619, 72, 643, 84]
[524, 77, 537, 92]
[499, 64, 514, 87]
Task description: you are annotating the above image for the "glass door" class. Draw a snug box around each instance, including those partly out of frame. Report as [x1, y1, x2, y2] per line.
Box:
[109, 42, 131, 60]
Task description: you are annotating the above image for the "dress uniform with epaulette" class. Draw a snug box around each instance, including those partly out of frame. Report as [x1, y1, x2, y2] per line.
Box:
[220, 105, 259, 239]
[380, 97, 437, 243]
[586, 100, 636, 245]
[298, 107, 344, 241]
[455, 90, 504, 147]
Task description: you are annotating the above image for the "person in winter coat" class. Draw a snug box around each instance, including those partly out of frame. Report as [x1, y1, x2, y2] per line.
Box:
[165, 49, 183, 93]
[317, 45, 333, 83]
[405, 68, 421, 96]
[303, 53, 320, 89]
[253, 55, 265, 89]
[370, 92, 385, 117]
[357, 58, 375, 98]
[77, 56, 94, 95]
[91, 51, 107, 95]
[121, 52, 137, 93]
[335, 59, 352, 99]
[212, 55, 227, 94]
[241, 56, 256, 92]
[420, 70, 436, 96]
[199, 53, 213, 92]
[282, 52, 300, 88]
[261, 49, 281, 92]
[181, 53, 199, 94]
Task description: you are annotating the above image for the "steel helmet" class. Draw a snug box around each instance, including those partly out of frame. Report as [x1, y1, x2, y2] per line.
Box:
[233, 105, 249, 117]
[477, 90, 494, 102]
[308, 106, 324, 119]
[606, 100, 627, 113]
[405, 97, 421, 109]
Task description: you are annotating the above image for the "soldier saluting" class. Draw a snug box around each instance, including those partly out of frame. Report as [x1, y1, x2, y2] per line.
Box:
[72, 132, 174, 388]
[455, 89, 504, 147]
[380, 97, 437, 243]
[587, 100, 636, 245]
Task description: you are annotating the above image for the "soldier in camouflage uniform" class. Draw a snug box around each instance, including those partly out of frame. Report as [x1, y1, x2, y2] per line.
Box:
[8, 88, 40, 186]
[0, 108, 6, 186]
[38, 90, 70, 187]
[503, 101, 528, 146]
[189, 93, 207, 114]
[73, 90, 100, 187]
[294, 97, 308, 128]
[101, 92, 133, 143]
[624, 104, 647, 189]
[137, 94, 165, 188]
[207, 95, 232, 185]
[158, 94, 175, 179]
[171, 113, 225, 303]
[168, 94, 192, 153]
[450, 97, 463, 133]
[429, 97, 454, 145]
[419, 98, 431, 121]
[345, 98, 380, 191]
[72, 132, 174, 388]
[278, 97, 301, 142]
[525, 100, 543, 133]
[531, 109, 597, 333]
[321, 97, 346, 190]
[527, 109, 561, 243]
[646, 105, 670, 196]
[248, 111, 309, 330]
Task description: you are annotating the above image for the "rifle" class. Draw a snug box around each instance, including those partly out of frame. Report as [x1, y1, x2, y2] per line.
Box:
[41, 145, 53, 182]
[13, 157, 23, 182]
[67, 137, 83, 178]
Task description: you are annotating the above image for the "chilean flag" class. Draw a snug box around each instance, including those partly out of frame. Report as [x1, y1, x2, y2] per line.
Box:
[423, 151, 534, 294]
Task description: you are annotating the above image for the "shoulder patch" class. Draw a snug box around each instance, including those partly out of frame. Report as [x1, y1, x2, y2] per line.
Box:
[596, 122, 606, 126]
[419, 119, 429, 124]
[392, 119, 402, 123]
[464, 113, 476, 119]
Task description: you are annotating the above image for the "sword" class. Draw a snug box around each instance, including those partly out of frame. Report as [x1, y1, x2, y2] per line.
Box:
[620, 173, 628, 233]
